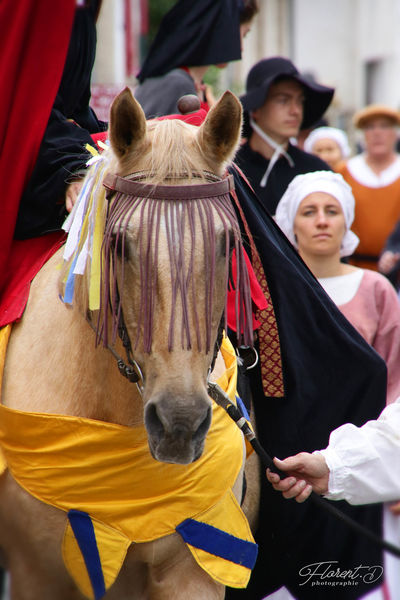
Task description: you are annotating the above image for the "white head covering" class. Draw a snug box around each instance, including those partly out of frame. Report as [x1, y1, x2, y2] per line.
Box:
[275, 171, 360, 257]
[304, 126, 351, 159]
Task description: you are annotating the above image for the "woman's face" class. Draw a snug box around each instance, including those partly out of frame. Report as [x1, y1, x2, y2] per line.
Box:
[293, 192, 346, 258]
[311, 138, 343, 169]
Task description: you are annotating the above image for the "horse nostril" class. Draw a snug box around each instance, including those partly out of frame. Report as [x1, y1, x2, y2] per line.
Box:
[144, 398, 212, 442]
[193, 405, 212, 443]
[144, 402, 164, 442]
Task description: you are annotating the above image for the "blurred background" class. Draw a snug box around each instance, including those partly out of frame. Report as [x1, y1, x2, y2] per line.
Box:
[91, 0, 400, 149]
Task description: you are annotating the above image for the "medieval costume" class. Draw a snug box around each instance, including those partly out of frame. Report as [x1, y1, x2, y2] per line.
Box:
[272, 169, 400, 600]
[322, 398, 400, 600]
[235, 57, 334, 215]
[236, 141, 330, 215]
[304, 126, 352, 161]
[337, 155, 400, 271]
[0, 1, 75, 298]
[134, 0, 242, 117]
[319, 269, 400, 405]
[321, 397, 400, 502]
[337, 104, 400, 272]
[225, 167, 386, 599]
[303, 125, 351, 170]
[15, 0, 106, 241]
[0, 1, 104, 327]
[0, 8, 389, 597]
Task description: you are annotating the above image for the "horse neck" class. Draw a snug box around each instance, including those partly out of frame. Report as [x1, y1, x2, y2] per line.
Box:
[3, 251, 144, 428]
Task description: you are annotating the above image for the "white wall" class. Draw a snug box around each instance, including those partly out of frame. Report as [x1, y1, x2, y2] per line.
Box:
[93, 0, 400, 126]
[93, 0, 126, 85]
[292, 0, 400, 123]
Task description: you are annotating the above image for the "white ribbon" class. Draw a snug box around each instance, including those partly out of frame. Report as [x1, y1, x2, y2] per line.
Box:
[249, 117, 295, 187]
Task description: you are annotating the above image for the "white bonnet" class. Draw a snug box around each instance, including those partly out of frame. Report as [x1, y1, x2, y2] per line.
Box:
[275, 171, 360, 257]
[304, 126, 351, 159]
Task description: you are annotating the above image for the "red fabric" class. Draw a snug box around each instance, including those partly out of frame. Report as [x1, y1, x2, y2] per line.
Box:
[0, 0, 75, 324]
[0, 232, 66, 327]
[90, 131, 109, 149]
[0, 1, 75, 299]
[200, 101, 210, 113]
[227, 249, 268, 332]
[156, 109, 208, 126]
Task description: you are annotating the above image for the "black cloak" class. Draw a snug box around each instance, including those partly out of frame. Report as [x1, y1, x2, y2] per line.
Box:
[225, 166, 386, 599]
[136, 0, 242, 83]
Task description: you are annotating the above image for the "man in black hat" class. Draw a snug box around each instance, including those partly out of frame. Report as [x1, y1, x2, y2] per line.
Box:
[236, 56, 334, 215]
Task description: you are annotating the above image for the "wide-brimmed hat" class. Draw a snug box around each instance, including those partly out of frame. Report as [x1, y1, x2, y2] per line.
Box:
[353, 104, 400, 129]
[240, 56, 334, 131]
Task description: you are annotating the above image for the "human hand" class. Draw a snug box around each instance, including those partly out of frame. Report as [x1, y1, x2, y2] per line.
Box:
[266, 453, 330, 503]
[378, 250, 400, 274]
[65, 181, 83, 213]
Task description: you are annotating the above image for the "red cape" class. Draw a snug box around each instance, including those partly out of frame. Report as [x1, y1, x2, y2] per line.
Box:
[0, 1, 75, 323]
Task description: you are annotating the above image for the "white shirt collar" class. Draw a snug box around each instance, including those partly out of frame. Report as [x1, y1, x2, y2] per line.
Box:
[347, 153, 400, 188]
[249, 118, 295, 187]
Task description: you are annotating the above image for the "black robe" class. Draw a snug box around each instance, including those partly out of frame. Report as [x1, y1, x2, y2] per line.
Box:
[136, 0, 241, 83]
[134, 0, 242, 119]
[15, 0, 106, 240]
[225, 167, 386, 599]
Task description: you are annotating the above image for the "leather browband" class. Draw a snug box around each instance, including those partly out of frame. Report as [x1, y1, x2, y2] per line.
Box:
[103, 173, 235, 200]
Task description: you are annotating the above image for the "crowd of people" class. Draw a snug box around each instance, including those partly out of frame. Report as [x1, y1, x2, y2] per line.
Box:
[2, 1, 400, 600]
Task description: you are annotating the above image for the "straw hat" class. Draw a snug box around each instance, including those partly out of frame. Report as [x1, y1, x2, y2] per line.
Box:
[353, 104, 400, 129]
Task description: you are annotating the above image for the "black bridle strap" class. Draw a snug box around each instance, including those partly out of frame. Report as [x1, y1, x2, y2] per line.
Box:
[85, 310, 144, 389]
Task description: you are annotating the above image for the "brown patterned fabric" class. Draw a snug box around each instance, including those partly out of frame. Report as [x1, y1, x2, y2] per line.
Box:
[230, 187, 284, 397]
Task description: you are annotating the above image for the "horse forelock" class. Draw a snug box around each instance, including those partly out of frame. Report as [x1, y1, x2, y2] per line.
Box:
[133, 120, 212, 185]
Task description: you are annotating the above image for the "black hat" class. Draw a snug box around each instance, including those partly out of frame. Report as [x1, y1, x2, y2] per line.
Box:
[137, 0, 241, 83]
[240, 56, 334, 130]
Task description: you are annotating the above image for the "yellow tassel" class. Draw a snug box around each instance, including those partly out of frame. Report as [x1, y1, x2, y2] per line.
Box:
[85, 143, 99, 157]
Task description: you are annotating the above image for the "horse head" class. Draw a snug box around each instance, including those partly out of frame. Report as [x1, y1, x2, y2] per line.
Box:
[93, 88, 247, 464]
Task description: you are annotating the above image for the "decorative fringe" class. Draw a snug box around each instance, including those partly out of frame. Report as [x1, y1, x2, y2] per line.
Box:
[99, 190, 253, 353]
[60, 159, 253, 353]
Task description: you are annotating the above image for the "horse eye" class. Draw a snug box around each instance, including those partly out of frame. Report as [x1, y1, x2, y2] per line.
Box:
[110, 232, 129, 260]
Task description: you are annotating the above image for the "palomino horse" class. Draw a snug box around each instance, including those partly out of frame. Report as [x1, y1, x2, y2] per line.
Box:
[0, 89, 258, 599]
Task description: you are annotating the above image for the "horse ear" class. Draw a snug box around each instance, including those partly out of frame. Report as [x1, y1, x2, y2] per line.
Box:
[197, 91, 242, 167]
[109, 87, 147, 158]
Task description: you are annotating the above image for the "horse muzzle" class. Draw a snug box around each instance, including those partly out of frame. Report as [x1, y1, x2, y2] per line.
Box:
[144, 393, 212, 464]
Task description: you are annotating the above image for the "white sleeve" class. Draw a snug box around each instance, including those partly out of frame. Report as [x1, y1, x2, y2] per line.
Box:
[318, 399, 400, 505]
